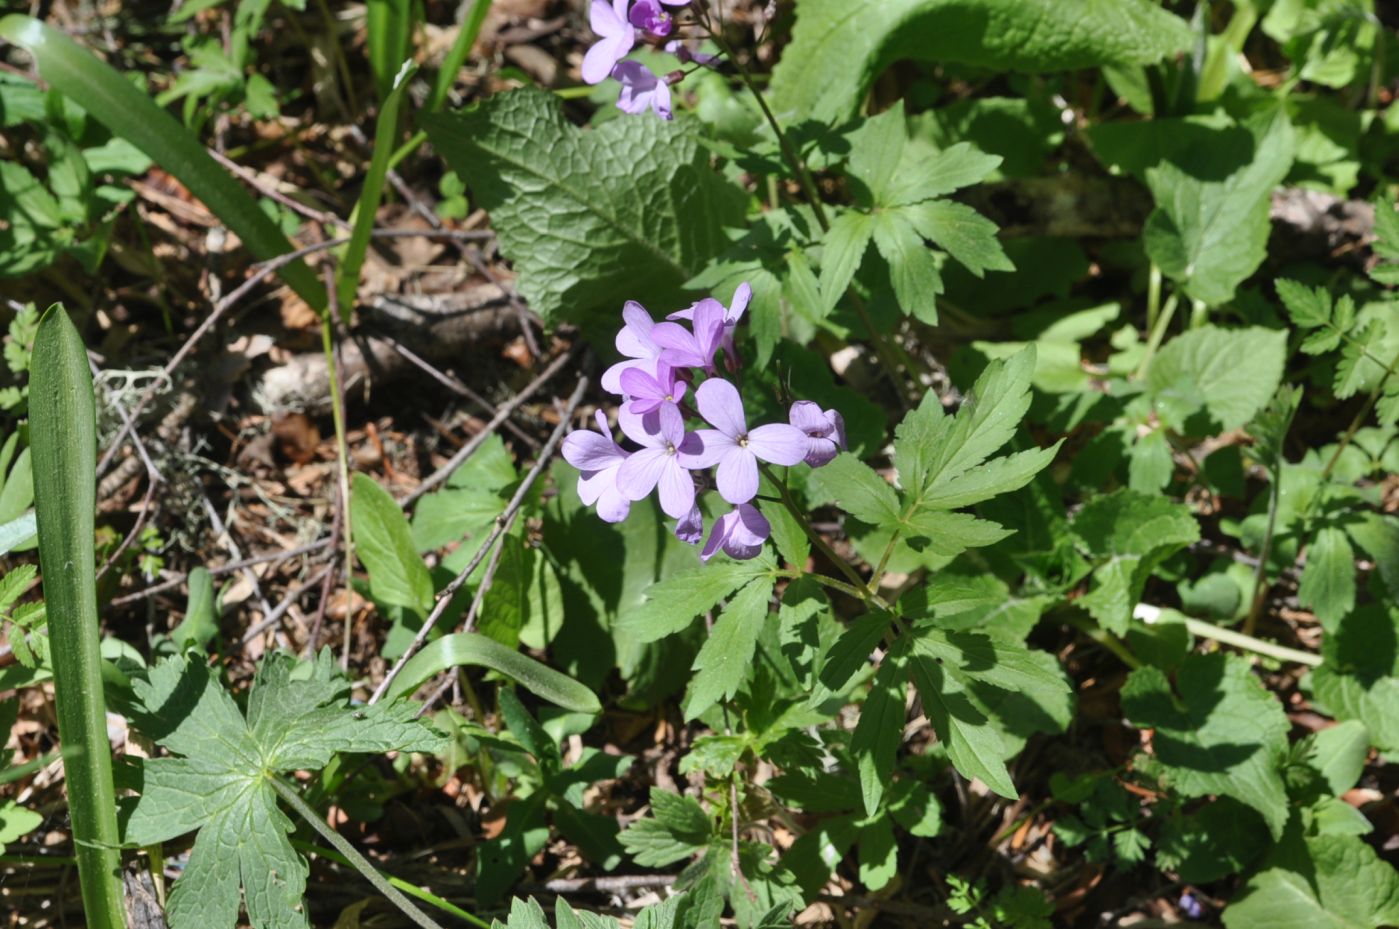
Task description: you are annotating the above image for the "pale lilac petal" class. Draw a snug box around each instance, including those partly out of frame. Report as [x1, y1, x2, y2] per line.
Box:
[678, 429, 729, 468]
[700, 509, 734, 561]
[602, 359, 644, 395]
[656, 458, 695, 518]
[675, 505, 703, 544]
[714, 446, 758, 504]
[691, 298, 725, 361]
[666, 303, 696, 322]
[747, 423, 809, 466]
[695, 378, 747, 438]
[589, 0, 622, 34]
[562, 431, 626, 471]
[620, 365, 661, 401]
[576, 469, 607, 506]
[648, 77, 672, 120]
[655, 402, 685, 447]
[827, 409, 848, 450]
[595, 483, 631, 522]
[617, 448, 667, 500]
[594, 410, 612, 437]
[788, 400, 831, 436]
[617, 301, 656, 355]
[650, 321, 699, 358]
[804, 437, 839, 468]
[617, 406, 658, 447]
[723, 504, 770, 559]
[583, 31, 633, 84]
[727, 283, 751, 324]
[614, 61, 667, 117]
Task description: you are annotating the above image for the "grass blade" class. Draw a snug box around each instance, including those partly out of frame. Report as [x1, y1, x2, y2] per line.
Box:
[30, 305, 125, 929]
[386, 631, 601, 713]
[336, 62, 416, 320]
[0, 15, 326, 309]
[428, 0, 492, 112]
[366, 0, 415, 102]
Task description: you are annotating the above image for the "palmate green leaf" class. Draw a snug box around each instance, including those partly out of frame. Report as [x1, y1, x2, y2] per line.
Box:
[1143, 108, 1295, 306]
[1121, 653, 1290, 838]
[1072, 489, 1200, 635]
[683, 577, 775, 720]
[1297, 526, 1356, 633]
[421, 88, 745, 332]
[1146, 326, 1288, 435]
[845, 103, 1001, 208]
[902, 201, 1012, 278]
[871, 210, 942, 323]
[350, 472, 433, 614]
[768, 0, 1190, 125]
[121, 653, 446, 929]
[850, 651, 908, 815]
[818, 209, 875, 310]
[807, 453, 902, 526]
[1223, 832, 1399, 929]
[619, 788, 712, 868]
[1275, 279, 1353, 355]
[614, 551, 777, 644]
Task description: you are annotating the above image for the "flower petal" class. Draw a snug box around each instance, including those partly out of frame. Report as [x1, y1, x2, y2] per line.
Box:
[679, 429, 732, 469]
[616, 406, 658, 447]
[582, 32, 632, 84]
[700, 509, 736, 561]
[727, 282, 752, 324]
[723, 503, 770, 559]
[595, 484, 631, 522]
[655, 402, 685, 447]
[656, 458, 695, 518]
[616, 448, 667, 500]
[714, 446, 758, 504]
[562, 431, 626, 471]
[649, 320, 698, 357]
[695, 378, 747, 437]
[788, 400, 831, 436]
[590, 0, 624, 34]
[675, 504, 703, 544]
[619, 365, 661, 400]
[747, 423, 809, 466]
[691, 298, 725, 360]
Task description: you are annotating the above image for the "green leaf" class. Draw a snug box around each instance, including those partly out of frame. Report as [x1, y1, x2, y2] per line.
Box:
[619, 788, 711, 867]
[769, 0, 1190, 125]
[1312, 605, 1399, 755]
[907, 628, 1072, 799]
[421, 88, 744, 330]
[903, 200, 1013, 278]
[818, 209, 875, 310]
[350, 472, 433, 614]
[807, 453, 901, 526]
[385, 631, 601, 713]
[871, 210, 942, 323]
[684, 577, 774, 720]
[1121, 653, 1290, 838]
[30, 305, 125, 928]
[1146, 326, 1288, 434]
[1334, 320, 1386, 399]
[857, 816, 897, 890]
[1143, 109, 1295, 305]
[0, 16, 324, 308]
[1297, 526, 1355, 633]
[614, 552, 776, 644]
[1224, 833, 1399, 929]
[1072, 489, 1200, 635]
[850, 650, 908, 815]
[914, 443, 1063, 511]
[122, 653, 445, 929]
[169, 566, 219, 651]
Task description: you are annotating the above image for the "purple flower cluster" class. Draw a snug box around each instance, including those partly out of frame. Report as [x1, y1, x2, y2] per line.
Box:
[583, 0, 710, 120]
[563, 285, 846, 562]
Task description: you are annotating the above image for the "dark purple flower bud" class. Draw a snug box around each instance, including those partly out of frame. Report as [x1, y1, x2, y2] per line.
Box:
[612, 60, 673, 120]
[701, 503, 770, 561]
[788, 401, 847, 467]
[675, 505, 703, 544]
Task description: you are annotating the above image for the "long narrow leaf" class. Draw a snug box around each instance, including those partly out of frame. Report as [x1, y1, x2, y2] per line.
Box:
[30, 305, 125, 929]
[0, 15, 326, 309]
[386, 632, 601, 713]
[336, 63, 415, 320]
[366, 0, 414, 102]
[428, 0, 492, 112]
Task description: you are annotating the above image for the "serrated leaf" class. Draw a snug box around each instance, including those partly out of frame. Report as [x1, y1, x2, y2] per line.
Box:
[903, 200, 1013, 278]
[1275, 279, 1332, 331]
[900, 511, 1012, 556]
[807, 453, 901, 526]
[684, 578, 774, 720]
[850, 650, 908, 815]
[1223, 833, 1399, 929]
[1313, 605, 1399, 754]
[1143, 108, 1295, 305]
[1146, 326, 1288, 434]
[1072, 489, 1200, 635]
[1121, 653, 1289, 838]
[421, 88, 744, 330]
[619, 789, 711, 867]
[1298, 526, 1355, 634]
[818, 209, 874, 310]
[614, 552, 776, 644]
[914, 442, 1063, 511]
[1334, 320, 1385, 399]
[871, 209, 942, 323]
[121, 653, 445, 929]
[769, 0, 1190, 125]
[857, 816, 897, 890]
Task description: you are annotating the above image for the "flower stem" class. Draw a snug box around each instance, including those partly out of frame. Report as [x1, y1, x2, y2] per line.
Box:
[760, 463, 868, 591]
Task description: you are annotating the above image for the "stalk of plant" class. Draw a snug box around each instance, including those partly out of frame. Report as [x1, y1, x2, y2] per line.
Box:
[30, 305, 126, 929]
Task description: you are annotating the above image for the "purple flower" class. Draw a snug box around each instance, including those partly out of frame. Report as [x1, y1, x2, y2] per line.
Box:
[663, 40, 719, 66]
[615, 403, 703, 518]
[652, 298, 725, 372]
[1178, 892, 1204, 920]
[701, 503, 770, 561]
[601, 301, 664, 395]
[788, 401, 847, 467]
[612, 61, 673, 120]
[689, 378, 808, 504]
[629, 0, 675, 36]
[669, 282, 750, 367]
[675, 504, 703, 544]
[583, 0, 636, 85]
[561, 411, 631, 522]
[619, 360, 687, 416]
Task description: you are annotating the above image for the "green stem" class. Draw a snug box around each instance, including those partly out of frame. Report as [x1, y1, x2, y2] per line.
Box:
[320, 306, 356, 669]
[1319, 344, 1399, 484]
[269, 776, 448, 929]
[1146, 263, 1162, 332]
[1245, 452, 1287, 637]
[1066, 617, 1142, 670]
[427, 0, 492, 113]
[288, 839, 490, 928]
[1134, 292, 1179, 379]
[760, 463, 867, 591]
[1137, 604, 1321, 667]
[30, 306, 125, 929]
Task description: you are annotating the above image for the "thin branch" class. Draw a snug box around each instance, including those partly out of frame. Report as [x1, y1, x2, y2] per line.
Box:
[369, 375, 588, 705]
[241, 564, 335, 645]
[110, 538, 331, 606]
[386, 340, 540, 450]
